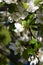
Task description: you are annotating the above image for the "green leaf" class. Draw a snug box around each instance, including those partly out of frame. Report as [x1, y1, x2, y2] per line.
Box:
[0, 26, 11, 45]
[29, 14, 34, 20]
[22, 20, 30, 28]
[22, 2, 28, 9]
[0, 2, 5, 7]
[28, 48, 35, 55]
[34, 42, 41, 50]
[22, 20, 27, 27]
[34, 0, 43, 5]
[30, 40, 41, 52]
[30, 29, 37, 38]
[30, 38, 37, 44]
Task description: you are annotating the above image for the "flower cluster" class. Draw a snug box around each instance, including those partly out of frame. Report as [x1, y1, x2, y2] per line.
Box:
[0, 0, 43, 65]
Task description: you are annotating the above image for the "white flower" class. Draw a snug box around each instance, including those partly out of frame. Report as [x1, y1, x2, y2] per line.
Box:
[39, 48, 43, 54]
[9, 43, 17, 51]
[4, 0, 17, 4]
[0, 0, 3, 2]
[7, 12, 10, 16]
[30, 57, 38, 65]
[20, 46, 24, 55]
[4, 0, 12, 4]
[12, 12, 20, 21]
[27, 0, 39, 12]
[20, 14, 26, 19]
[8, 16, 12, 20]
[20, 11, 28, 19]
[8, 16, 13, 23]
[28, 57, 31, 62]
[39, 48, 43, 62]
[9, 42, 25, 55]
[37, 36, 42, 42]
[34, 57, 38, 64]
[9, 42, 19, 55]
[11, 0, 17, 3]
[39, 55, 43, 62]
[31, 56, 34, 59]
[20, 34, 29, 41]
[30, 61, 34, 65]
[14, 23, 24, 32]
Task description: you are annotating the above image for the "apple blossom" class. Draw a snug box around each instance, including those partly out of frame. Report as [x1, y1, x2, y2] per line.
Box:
[14, 23, 24, 32]
[39, 48, 43, 62]
[4, 0, 17, 4]
[30, 57, 38, 65]
[27, 0, 39, 12]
